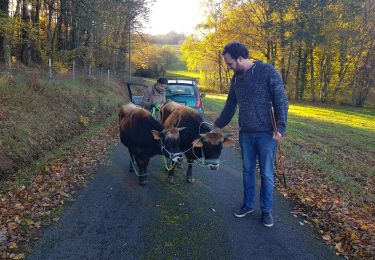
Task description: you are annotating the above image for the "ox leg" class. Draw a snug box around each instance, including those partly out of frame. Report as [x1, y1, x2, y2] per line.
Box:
[128, 148, 135, 173]
[135, 156, 148, 186]
[139, 170, 147, 186]
[143, 161, 150, 182]
[139, 176, 147, 186]
[186, 159, 194, 183]
[167, 165, 176, 184]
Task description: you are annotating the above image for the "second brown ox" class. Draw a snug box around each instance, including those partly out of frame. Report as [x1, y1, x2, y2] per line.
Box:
[119, 103, 185, 185]
[160, 101, 234, 183]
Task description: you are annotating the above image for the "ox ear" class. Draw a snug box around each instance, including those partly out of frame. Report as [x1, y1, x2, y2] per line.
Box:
[177, 127, 186, 132]
[151, 130, 161, 140]
[223, 137, 235, 147]
[192, 138, 203, 148]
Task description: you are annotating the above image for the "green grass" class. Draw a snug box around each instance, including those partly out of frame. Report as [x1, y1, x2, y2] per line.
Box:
[165, 70, 201, 80]
[165, 70, 216, 92]
[5, 115, 117, 193]
[203, 94, 375, 203]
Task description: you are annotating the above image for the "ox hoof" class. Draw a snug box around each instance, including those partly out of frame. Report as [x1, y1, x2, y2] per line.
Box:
[186, 176, 194, 183]
[139, 176, 148, 186]
[168, 176, 174, 184]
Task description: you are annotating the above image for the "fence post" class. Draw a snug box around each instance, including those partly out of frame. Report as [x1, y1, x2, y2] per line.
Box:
[6, 45, 12, 78]
[107, 69, 110, 80]
[72, 60, 75, 79]
[49, 58, 52, 79]
[100, 68, 103, 78]
[89, 65, 91, 77]
[6, 45, 11, 69]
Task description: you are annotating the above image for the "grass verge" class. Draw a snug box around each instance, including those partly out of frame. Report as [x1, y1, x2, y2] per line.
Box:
[0, 68, 126, 174]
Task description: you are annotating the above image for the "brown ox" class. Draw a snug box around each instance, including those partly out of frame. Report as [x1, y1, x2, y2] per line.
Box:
[160, 101, 234, 183]
[119, 103, 184, 185]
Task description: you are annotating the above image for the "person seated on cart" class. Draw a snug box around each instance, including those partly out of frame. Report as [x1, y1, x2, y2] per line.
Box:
[141, 78, 168, 117]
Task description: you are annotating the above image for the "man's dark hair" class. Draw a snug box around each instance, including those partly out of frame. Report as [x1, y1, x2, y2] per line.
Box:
[157, 77, 168, 85]
[222, 41, 249, 59]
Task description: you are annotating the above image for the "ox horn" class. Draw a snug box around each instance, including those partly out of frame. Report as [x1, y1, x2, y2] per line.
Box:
[199, 133, 207, 141]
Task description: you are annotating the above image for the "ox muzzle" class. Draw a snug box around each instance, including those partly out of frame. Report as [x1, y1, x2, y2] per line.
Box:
[161, 144, 183, 163]
[204, 159, 221, 170]
[170, 152, 183, 163]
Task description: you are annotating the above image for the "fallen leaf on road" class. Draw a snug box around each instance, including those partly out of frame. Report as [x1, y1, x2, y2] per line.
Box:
[7, 222, 18, 230]
[12, 253, 25, 259]
[0, 227, 7, 243]
[9, 242, 17, 249]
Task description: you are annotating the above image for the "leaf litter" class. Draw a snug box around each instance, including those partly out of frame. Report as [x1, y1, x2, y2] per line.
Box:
[0, 120, 119, 259]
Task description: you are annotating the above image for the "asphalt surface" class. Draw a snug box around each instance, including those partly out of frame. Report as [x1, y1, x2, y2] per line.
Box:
[28, 144, 340, 259]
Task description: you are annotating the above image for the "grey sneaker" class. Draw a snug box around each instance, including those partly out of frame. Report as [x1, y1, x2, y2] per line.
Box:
[234, 205, 254, 218]
[262, 212, 274, 227]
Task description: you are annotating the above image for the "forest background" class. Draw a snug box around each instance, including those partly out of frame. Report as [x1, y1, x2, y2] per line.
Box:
[0, 0, 374, 107]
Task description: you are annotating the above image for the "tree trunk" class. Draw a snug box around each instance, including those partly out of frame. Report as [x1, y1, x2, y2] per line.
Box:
[319, 54, 324, 102]
[21, 0, 32, 65]
[279, 15, 287, 87]
[56, 0, 63, 51]
[295, 44, 302, 100]
[333, 46, 349, 103]
[271, 42, 277, 66]
[0, 0, 9, 63]
[70, 0, 78, 50]
[320, 53, 332, 103]
[266, 40, 271, 63]
[352, 48, 374, 107]
[310, 46, 315, 102]
[218, 52, 223, 93]
[285, 40, 293, 97]
[47, 2, 53, 57]
[299, 47, 308, 100]
[31, 0, 41, 63]
[15, 0, 21, 16]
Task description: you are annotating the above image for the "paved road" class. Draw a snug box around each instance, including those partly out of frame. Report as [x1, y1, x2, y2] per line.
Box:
[29, 145, 340, 259]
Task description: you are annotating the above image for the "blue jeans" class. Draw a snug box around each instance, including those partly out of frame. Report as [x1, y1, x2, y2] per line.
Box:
[239, 132, 276, 213]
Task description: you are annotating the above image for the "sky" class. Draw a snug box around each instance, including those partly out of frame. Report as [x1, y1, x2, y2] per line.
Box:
[144, 0, 206, 35]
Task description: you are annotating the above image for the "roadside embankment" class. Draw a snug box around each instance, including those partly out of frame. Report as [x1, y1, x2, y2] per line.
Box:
[0, 67, 127, 175]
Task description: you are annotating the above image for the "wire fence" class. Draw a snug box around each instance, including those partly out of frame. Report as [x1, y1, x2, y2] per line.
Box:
[2, 49, 131, 83]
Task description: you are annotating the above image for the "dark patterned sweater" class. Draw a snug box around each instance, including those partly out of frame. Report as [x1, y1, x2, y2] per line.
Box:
[214, 60, 289, 135]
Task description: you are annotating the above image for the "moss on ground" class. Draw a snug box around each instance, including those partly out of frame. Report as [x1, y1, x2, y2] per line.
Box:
[140, 169, 231, 259]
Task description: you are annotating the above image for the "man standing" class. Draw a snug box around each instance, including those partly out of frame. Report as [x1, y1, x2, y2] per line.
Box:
[213, 42, 288, 227]
[141, 77, 168, 111]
